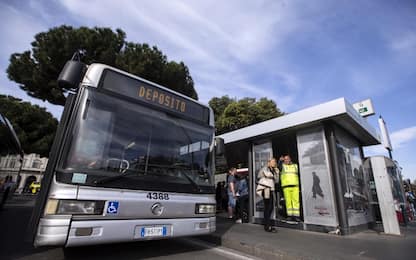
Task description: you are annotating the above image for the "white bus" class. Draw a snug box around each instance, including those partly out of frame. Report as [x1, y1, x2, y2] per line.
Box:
[29, 54, 223, 247]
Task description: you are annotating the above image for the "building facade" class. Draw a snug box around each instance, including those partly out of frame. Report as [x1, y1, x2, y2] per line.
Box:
[0, 153, 48, 193]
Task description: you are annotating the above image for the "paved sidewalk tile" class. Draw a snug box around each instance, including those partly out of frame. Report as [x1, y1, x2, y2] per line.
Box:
[196, 216, 416, 260]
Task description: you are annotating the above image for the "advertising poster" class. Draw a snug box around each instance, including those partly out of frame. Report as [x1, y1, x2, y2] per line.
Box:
[335, 128, 372, 226]
[297, 128, 338, 227]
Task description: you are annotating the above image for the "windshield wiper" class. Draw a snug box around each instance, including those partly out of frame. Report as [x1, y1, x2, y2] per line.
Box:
[93, 169, 145, 185]
[93, 164, 204, 192]
[169, 164, 203, 192]
[179, 169, 203, 192]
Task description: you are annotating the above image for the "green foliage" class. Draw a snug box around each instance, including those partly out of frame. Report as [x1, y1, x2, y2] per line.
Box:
[209, 95, 234, 122]
[7, 25, 197, 105]
[0, 95, 58, 156]
[210, 96, 284, 134]
[116, 43, 197, 99]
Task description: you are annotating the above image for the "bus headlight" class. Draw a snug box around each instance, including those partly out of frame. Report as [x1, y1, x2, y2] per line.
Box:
[45, 199, 104, 215]
[195, 204, 216, 214]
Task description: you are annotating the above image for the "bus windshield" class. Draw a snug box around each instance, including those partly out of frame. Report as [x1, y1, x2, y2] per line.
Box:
[58, 89, 214, 193]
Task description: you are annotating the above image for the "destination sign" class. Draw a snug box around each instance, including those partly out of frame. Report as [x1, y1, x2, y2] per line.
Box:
[138, 85, 186, 113]
[100, 69, 210, 124]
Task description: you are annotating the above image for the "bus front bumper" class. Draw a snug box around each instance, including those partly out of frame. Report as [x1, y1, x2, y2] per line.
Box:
[35, 216, 216, 247]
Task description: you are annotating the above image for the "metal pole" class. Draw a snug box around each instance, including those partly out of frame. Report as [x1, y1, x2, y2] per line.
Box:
[388, 149, 393, 160]
[248, 144, 254, 223]
[325, 124, 349, 235]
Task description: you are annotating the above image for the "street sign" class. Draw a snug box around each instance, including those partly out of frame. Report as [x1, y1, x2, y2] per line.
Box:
[352, 99, 375, 117]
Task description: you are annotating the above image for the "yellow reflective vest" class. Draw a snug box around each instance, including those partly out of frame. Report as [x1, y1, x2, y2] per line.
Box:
[280, 164, 299, 187]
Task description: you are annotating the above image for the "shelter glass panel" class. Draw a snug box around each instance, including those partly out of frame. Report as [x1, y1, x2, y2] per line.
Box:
[297, 127, 338, 226]
[335, 127, 372, 226]
[252, 142, 273, 218]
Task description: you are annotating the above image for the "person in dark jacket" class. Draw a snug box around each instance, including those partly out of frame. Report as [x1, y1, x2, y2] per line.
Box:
[235, 174, 249, 223]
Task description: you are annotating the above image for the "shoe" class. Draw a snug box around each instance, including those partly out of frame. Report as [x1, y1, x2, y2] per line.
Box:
[235, 219, 242, 224]
[265, 227, 277, 233]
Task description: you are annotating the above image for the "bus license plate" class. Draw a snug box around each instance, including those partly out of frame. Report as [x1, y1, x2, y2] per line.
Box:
[139, 226, 167, 238]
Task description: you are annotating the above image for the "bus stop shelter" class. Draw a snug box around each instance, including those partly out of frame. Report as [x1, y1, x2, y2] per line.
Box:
[219, 98, 380, 235]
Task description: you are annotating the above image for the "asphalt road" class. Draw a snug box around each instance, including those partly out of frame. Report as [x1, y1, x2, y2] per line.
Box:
[0, 196, 257, 260]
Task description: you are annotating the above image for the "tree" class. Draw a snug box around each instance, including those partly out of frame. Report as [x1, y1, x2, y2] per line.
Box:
[219, 98, 256, 133]
[116, 43, 197, 99]
[0, 95, 58, 157]
[208, 95, 234, 122]
[253, 98, 284, 123]
[210, 96, 284, 134]
[7, 25, 197, 105]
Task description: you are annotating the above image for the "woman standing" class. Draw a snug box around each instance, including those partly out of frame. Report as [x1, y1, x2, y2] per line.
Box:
[257, 158, 279, 232]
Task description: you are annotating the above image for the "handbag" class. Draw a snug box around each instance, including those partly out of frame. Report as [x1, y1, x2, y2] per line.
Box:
[256, 178, 272, 197]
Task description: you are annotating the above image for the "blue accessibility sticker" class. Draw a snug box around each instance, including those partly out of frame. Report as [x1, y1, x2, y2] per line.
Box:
[106, 201, 119, 214]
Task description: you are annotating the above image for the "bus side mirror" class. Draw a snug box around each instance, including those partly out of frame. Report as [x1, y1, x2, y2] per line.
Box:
[58, 60, 87, 89]
[215, 137, 225, 156]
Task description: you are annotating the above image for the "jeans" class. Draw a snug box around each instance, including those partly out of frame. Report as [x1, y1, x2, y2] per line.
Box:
[228, 193, 236, 208]
[236, 195, 249, 221]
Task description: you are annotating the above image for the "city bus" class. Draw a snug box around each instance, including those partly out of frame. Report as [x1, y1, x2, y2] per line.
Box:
[29, 54, 223, 247]
[0, 113, 24, 208]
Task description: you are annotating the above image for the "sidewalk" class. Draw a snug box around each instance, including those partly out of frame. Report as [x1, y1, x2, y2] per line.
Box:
[196, 214, 416, 260]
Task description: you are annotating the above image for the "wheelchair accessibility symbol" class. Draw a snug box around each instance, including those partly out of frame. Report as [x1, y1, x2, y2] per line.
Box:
[107, 201, 119, 214]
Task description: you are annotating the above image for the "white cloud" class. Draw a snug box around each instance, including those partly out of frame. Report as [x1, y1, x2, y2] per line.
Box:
[365, 125, 416, 157]
[0, 3, 45, 61]
[60, 0, 283, 64]
[390, 126, 416, 149]
[2, 0, 415, 122]
[349, 68, 393, 97]
[402, 163, 416, 181]
[364, 127, 416, 181]
[58, 0, 306, 108]
[391, 32, 416, 53]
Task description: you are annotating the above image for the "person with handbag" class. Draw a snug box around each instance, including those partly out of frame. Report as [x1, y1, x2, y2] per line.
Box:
[256, 158, 279, 232]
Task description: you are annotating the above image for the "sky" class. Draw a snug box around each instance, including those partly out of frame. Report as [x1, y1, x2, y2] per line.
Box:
[0, 0, 415, 180]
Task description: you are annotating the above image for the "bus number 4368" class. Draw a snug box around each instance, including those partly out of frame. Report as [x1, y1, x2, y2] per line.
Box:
[147, 192, 170, 200]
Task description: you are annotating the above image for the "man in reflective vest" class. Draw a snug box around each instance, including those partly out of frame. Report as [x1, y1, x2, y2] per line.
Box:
[279, 155, 301, 221]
